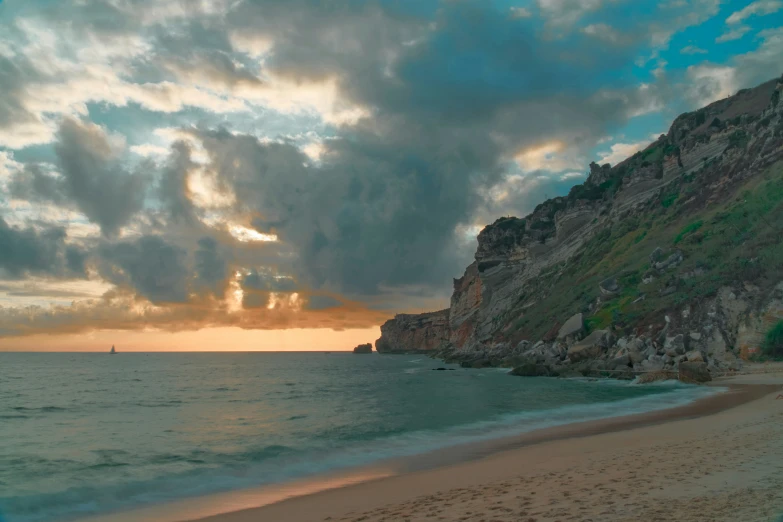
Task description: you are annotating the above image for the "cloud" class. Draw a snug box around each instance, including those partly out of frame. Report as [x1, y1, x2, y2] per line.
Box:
[597, 139, 655, 165]
[194, 236, 228, 297]
[509, 7, 533, 19]
[536, 0, 608, 28]
[514, 141, 584, 173]
[158, 141, 198, 224]
[730, 28, 783, 88]
[680, 45, 708, 54]
[0, 217, 87, 279]
[97, 235, 190, 303]
[11, 118, 150, 236]
[582, 23, 625, 44]
[726, 0, 782, 24]
[9, 164, 69, 206]
[0, 290, 391, 337]
[54, 118, 149, 236]
[716, 25, 751, 43]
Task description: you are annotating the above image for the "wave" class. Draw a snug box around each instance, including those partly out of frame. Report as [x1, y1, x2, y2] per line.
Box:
[133, 400, 183, 408]
[0, 383, 724, 522]
[10, 406, 67, 413]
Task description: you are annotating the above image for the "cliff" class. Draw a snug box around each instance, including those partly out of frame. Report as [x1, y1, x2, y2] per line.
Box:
[377, 74, 783, 375]
[375, 309, 450, 353]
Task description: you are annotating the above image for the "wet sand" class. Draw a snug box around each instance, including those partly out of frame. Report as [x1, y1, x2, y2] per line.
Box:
[184, 374, 783, 522]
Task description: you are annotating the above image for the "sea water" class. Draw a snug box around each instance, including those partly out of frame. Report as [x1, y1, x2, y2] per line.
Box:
[0, 352, 721, 522]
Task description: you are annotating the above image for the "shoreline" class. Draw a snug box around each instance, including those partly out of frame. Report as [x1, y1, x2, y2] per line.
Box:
[189, 381, 783, 522]
[79, 377, 781, 522]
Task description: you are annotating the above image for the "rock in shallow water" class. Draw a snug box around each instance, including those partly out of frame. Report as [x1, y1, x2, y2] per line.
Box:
[352, 343, 373, 354]
[637, 370, 677, 384]
[510, 363, 539, 377]
[678, 361, 712, 384]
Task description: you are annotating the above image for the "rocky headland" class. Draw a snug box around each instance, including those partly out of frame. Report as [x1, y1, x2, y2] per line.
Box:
[353, 343, 373, 354]
[376, 75, 783, 381]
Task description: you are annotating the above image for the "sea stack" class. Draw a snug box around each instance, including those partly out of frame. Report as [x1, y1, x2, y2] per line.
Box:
[353, 343, 373, 354]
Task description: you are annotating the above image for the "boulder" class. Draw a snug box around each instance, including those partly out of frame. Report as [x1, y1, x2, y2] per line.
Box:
[637, 370, 677, 384]
[568, 330, 610, 362]
[607, 354, 631, 370]
[679, 361, 712, 384]
[628, 348, 645, 365]
[664, 334, 687, 356]
[545, 343, 564, 360]
[655, 250, 684, 270]
[510, 362, 551, 377]
[685, 350, 704, 363]
[599, 277, 620, 295]
[471, 358, 491, 368]
[641, 355, 665, 372]
[557, 313, 584, 339]
[353, 343, 373, 354]
[649, 247, 664, 264]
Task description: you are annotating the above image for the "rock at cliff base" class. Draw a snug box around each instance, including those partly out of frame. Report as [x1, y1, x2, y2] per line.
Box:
[685, 350, 704, 363]
[510, 362, 552, 377]
[607, 354, 631, 371]
[664, 334, 686, 356]
[557, 313, 584, 339]
[678, 361, 712, 384]
[568, 329, 609, 362]
[471, 358, 491, 368]
[353, 343, 373, 354]
[637, 370, 677, 384]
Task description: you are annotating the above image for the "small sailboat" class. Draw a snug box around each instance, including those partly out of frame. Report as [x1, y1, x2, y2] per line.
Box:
[110, 345, 117, 355]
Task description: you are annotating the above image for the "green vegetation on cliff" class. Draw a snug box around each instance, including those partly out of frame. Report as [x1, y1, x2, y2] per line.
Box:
[505, 160, 783, 343]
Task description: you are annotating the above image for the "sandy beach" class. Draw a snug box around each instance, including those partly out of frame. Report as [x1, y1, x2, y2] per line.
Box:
[185, 372, 783, 522]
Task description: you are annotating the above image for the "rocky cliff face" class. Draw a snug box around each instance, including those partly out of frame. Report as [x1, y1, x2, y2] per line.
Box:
[377, 75, 783, 373]
[375, 309, 450, 353]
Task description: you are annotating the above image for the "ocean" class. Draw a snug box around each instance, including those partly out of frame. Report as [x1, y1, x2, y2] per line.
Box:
[0, 352, 722, 522]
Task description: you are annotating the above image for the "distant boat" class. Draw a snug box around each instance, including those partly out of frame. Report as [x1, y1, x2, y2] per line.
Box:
[110, 345, 117, 355]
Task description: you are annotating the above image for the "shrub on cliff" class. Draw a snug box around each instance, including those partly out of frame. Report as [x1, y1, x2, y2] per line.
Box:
[762, 320, 783, 359]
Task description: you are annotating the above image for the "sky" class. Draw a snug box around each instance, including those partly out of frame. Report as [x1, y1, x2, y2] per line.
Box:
[0, 0, 781, 351]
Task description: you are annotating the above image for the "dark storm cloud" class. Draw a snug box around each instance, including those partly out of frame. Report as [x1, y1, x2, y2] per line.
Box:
[0, 217, 87, 279]
[158, 141, 198, 224]
[97, 235, 189, 303]
[304, 295, 343, 310]
[0, 54, 42, 133]
[9, 164, 69, 205]
[150, 21, 264, 88]
[242, 269, 297, 292]
[194, 236, 228, 297]
[54, 118, 149, 237]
